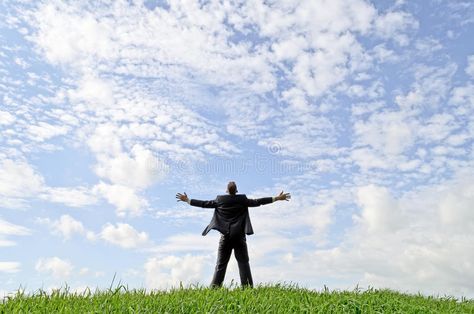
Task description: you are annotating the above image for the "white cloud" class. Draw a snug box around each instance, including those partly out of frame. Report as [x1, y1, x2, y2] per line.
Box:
[272, 36, 307, 62]
[86, 123, 123, 157]
[31, 3, 116, 65]
[93, 183, 148, 217]
[346, 80, 385, 99]
[41, 187, 97, 208]
[397, 159, 421, 172]
[0, 158, 44, 199]
[35, 257, 73, 278]
[269, 0, 376, 97]
[144, 254, 209, 289]
[351, 147, 391, 171]
[347, 63, 469, 182]
[396, 63, 457, 111]
[258, 113, 337, 158]
[267, 0, 375, 37]
[0, 111, 15, 125]
[27, 121, 69, 142]
[417, 113, 457, 142]
[450, 83, 474, 111]
[415, 38, 442, 55]
[94, 144, 168, 190]
[0, 239, 16, 247]
[68, 74, 115, 108]
[353, 110, 415, 157]
[100, 222, 149, 249]
[438, 174, 474, 228]
[222, 94, 278, 139]
[0, 217, 30, 246]
[0, 158, 98, 211]
[371, 44, 399, 63]
[306, 159, 338, 174]
[446, 132, 470, 146]
[281, 88, 310, 112]
[37, 215, 95, 241]
[374, 10, 418, 45]
[0, 218, 31, 236]
[355, 185, 403, 233]
[0, 262, 20, 273]
[310, 201, 336, 234]
[351, 101, 385, 116]
[290, 34, 354, 97]
[351, 62, 462, 173]
[466, 55, 474, 77]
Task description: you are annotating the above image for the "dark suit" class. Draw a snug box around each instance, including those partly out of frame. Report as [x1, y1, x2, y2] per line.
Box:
[190, 194, 273, 287]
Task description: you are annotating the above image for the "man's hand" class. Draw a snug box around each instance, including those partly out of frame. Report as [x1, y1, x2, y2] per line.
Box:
[275, 190, 291, 201]
[176, 192, 189, 203]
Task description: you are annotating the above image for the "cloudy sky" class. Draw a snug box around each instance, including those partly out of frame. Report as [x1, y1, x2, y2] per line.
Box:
[1, 0, 473, 298]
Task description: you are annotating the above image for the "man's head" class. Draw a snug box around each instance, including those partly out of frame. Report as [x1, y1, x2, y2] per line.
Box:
[227, 181, 238, 195]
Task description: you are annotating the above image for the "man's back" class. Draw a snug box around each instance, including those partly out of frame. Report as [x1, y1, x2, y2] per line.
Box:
[215, 194, 255, 220]
[190, 194, 273, 236]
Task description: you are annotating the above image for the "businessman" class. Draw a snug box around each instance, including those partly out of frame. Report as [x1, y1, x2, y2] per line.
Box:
[176, 181, 291, 288]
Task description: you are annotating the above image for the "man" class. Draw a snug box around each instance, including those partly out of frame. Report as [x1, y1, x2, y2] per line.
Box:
[176, 181, 291, 288]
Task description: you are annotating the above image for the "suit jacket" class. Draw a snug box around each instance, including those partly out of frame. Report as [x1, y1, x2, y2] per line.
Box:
[190, 194, 273, 236]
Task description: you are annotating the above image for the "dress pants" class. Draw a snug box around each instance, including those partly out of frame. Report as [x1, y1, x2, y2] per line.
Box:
[210, 232, 253, 288]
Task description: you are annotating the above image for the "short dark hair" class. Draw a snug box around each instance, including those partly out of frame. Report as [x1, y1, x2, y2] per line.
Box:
[227, 181, 237, 195]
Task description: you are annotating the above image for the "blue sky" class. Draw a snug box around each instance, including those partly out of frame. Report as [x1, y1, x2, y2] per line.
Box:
[1, 0, 473, 298]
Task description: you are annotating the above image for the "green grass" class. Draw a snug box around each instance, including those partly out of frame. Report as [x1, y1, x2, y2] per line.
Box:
[1, 283, 473, 313]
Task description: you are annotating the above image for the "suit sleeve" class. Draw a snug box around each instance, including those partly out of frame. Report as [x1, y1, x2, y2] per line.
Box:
[190, 198, 218, 208]
[246, 196, 273, 207]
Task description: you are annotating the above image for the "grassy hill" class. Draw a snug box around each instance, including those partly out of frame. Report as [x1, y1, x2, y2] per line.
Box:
[1, 284, 473, 313]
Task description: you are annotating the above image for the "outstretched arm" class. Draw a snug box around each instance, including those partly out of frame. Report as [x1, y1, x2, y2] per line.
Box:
[247, 191, 291, 207]
[176, 192, 217, 208]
